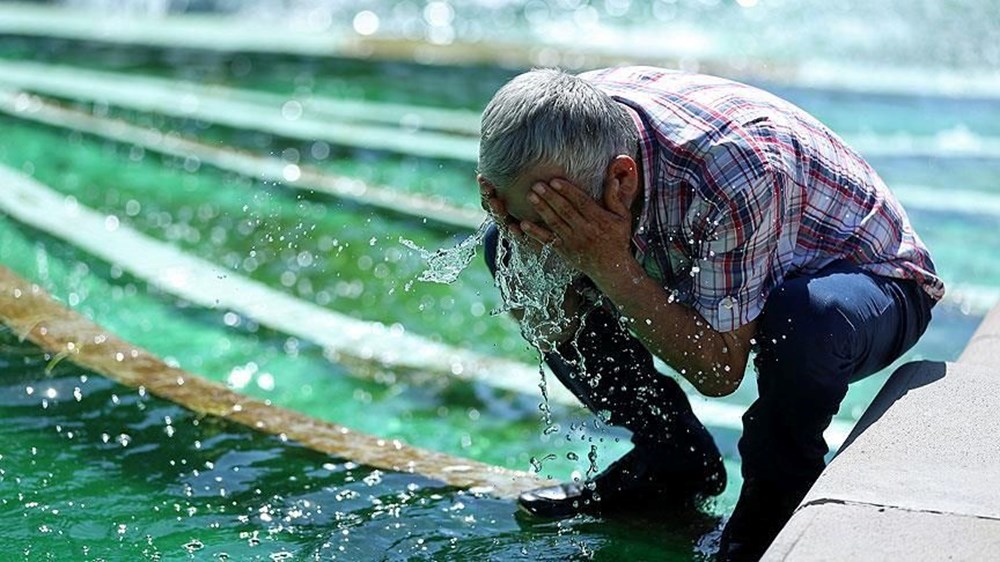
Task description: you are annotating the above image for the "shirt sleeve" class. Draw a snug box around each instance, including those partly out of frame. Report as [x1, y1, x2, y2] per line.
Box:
[684, 139, 783, 333]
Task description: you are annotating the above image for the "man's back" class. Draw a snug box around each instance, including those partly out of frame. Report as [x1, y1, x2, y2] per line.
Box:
[581, 66, 943, 332]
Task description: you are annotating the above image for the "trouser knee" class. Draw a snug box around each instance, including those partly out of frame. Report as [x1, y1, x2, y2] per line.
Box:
[740, 278, 857, 484]
[755, 281, 857, 381]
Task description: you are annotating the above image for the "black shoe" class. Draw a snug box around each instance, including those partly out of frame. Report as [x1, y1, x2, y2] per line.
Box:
[518, 445, 726, 519]
[716, 479, 809, 562]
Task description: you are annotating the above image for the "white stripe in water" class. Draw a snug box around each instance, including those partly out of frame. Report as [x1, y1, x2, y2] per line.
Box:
[0, 89, 483, 231]
[2, 61, 999, 163]
[0, 163, 853, 446]
[0, 60, 479, 162]
[892, 184, 1000, 219]
[38, 62, 481, 137]
[794, 61, 1000, 102]
[850, 133, 1000, 161]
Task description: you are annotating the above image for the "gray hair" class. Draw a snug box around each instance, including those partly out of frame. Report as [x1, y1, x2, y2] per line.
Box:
[478, 68, 638, 197]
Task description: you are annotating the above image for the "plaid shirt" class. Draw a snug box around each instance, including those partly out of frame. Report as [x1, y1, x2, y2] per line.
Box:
[582, 66, 944, 333]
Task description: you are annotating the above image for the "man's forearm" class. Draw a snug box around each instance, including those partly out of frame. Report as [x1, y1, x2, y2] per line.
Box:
[590, 258, 750, 396]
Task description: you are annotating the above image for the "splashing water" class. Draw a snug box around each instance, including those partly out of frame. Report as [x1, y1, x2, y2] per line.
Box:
[399, 220, 491, 285]
[586, 444, 600, 479]
[529, 453, 559, 473]
[401, 219, 581, 353]
[491, 229, 581, 352]
[403, 219, 588, 461]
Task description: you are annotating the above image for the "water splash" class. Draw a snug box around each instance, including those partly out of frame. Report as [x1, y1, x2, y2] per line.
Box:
[529, 453, 558, 473]
[586, 444, 599, 479]
[537, 363, 554, 430]
[399, 220, 491, 285]
[490, 229, 579, 352]
[402, 219, 586, 448]
[401, 218, 580, 353]
[183, 539, 204, 553]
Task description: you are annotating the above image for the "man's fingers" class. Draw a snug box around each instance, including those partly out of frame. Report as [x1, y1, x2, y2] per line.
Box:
[549, 178, 601, 219]
[531, 181, 587, 229]
[520, 220, 558, 246]
[528, 185, 576, 240]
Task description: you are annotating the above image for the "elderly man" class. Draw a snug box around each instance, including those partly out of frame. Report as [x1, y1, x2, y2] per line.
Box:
[477, 67, 942, 561]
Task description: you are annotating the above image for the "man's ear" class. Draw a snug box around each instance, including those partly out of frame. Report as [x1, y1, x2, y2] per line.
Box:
[605, 155, 640, 211]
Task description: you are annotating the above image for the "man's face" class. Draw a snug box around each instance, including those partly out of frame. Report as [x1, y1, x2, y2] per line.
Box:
[487, 164, 583, 350]
[494, 163, 565, 228]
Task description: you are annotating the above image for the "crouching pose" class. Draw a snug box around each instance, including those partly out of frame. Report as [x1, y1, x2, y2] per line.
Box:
[477, 67, 941, 561]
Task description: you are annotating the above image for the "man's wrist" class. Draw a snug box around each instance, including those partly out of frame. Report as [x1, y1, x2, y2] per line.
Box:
[590, 257, 648, 302]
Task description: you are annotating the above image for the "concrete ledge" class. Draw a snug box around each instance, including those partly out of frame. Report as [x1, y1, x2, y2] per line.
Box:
[764, 359, 1000, 560]
[959, 303, 1000, 365]
[767, 501, 1000, 561]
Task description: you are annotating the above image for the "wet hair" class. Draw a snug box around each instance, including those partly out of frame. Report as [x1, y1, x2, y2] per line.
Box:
[478, 68, 638, 197]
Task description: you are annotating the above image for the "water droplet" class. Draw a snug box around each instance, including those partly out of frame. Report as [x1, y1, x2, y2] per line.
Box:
[362, 470, 383, 486]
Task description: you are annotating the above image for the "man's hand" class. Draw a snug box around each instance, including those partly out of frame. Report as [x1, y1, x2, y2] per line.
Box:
[519, 177, 640, 292]
[519, 175, 753, 397]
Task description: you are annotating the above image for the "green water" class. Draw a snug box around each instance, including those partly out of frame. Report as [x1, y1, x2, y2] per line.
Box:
[1, 208, 736, 560]
[2, 331, 723, 561]
[1, 23, 998, 561]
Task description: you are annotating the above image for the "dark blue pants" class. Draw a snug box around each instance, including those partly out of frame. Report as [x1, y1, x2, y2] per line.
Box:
[483, 226, 934, 493]
[740, 259, 934, 490]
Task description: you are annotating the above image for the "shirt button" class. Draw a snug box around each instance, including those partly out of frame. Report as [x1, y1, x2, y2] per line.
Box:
[720, 296, 737, 311]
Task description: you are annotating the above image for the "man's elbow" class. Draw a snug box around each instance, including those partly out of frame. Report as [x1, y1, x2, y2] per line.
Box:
[688, 357, 747, 397]
[691, 373, 743, 397]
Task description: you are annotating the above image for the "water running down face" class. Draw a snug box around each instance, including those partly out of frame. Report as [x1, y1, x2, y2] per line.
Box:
[401, 215, 581, 353]
[487, 165, 588, 352]
[405, 165, 593, 353]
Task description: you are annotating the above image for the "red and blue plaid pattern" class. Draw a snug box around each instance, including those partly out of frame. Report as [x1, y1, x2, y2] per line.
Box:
[581, 66, 944, 332]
